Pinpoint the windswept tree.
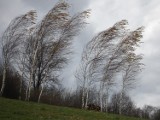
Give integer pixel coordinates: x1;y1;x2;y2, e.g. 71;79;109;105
118;27;144;115
76;20;128;109
119;54;143;114
22;1;90;101
0;11;36;96
100;26;144;113
76;19;144;112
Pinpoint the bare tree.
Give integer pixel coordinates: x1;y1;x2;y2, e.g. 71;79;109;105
22;1;90;101
100;26;144;113
76;20;128;109
0;11;36;96
118;27;144;115
76;19;144;113
90;20;128;112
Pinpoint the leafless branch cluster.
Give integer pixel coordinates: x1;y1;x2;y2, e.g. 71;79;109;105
0;10;36;96
76;20;144;112
0;1;90;102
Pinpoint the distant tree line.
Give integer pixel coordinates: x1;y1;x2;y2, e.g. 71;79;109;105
0;0;159;120
0;66;160;119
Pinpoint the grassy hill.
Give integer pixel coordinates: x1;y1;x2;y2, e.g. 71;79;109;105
0;97;146;120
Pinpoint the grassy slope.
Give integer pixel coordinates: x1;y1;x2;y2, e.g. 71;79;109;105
0;98;145;120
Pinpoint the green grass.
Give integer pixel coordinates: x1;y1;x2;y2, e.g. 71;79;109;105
0;97;146;120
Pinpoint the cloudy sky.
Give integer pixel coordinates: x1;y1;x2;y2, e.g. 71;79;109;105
0;0;160;108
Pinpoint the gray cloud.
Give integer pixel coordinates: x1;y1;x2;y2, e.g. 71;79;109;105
0;0;33;34
21;0;58;19
0;0;160;107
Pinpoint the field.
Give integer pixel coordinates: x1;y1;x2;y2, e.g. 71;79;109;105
0;98;146;120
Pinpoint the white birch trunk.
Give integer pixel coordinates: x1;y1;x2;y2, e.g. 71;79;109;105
119;77;125;115
19;57;26;100
85;89;89;109
81;75;87;109
0;66;7;97
26;42;39;101
119;85;124;115
19;65;25;100
119;91;123;115
81;86;85;109
99;81;104;112
19;75;22;100
37;69;49;103
25;70;33;101
105;88;109;113
38;84;44;103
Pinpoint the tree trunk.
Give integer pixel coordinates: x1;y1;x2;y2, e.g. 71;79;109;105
119;78;125;115
81;76;87;109
27;74;32;101
99;81;104;112
26;62;37;101
85;89;89;109
105;88;109;113
19;77;22;100
38;84;44;103
81;87;85;109
19;69;24;100
119;91;122;115
26;41;39;101
119;88;124;115
0;67;7;97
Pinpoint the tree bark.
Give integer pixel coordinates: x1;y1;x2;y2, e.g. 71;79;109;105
19;67;24;100
105;88;109;113
27;74;32;101
26;43;39;101
81;75;87;109
99;81;104;112
0;67;7;97
38;84;44;103
119;85;124;115
81;86;85;109
85;89;89;109
19;76;22;100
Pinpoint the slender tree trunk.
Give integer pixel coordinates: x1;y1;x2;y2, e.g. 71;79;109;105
19;58;25;100
119;78;125;115
81;76;87;109
100;93;103;112
119;91;122;115
19;77;22;100
38;84;44;103
81;86;85;109
99;81;104;112
85;89;89;109
119;87;124;115
0;67;7;97
105;88;109;113
19;70;24;100
26;71;33;101
27;73;33;101
26;40;39;101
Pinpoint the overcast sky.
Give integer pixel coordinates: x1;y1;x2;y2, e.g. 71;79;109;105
0;0;160;108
